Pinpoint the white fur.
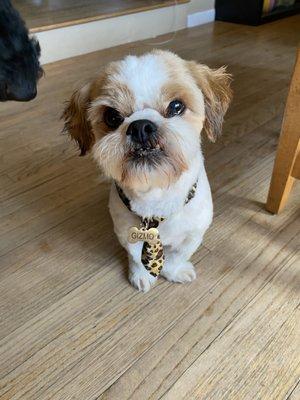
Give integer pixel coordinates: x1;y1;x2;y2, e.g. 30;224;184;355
117;54;169;110
92;52;214;291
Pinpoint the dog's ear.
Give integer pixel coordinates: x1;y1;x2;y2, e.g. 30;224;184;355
187;61;232;142
62;82;94;155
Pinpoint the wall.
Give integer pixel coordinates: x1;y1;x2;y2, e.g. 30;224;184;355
37;1;216;65
187;0;215;27
37;3;188;64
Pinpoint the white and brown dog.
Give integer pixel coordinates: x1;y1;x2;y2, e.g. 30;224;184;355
63;50;232;292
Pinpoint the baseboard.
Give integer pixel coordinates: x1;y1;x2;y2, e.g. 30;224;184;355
187;8;215;28
36;3;188;65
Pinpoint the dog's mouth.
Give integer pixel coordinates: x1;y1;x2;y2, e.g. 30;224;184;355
128;140;164;162
132;143;162;158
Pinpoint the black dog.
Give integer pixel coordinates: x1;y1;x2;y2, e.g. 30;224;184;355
0;0;43;101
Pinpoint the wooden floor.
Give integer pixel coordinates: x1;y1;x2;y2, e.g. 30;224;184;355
12;0;188;32
0;16;300;400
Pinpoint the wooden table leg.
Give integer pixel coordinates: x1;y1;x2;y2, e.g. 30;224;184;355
266;50;300;214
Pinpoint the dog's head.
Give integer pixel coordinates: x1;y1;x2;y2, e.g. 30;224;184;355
63;50;232;190
0;3;43;102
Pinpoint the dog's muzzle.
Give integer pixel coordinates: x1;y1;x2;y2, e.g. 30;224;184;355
0;82;37;102
126;119;163;161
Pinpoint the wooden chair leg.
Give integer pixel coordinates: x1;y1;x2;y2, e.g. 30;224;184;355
266;50;300;214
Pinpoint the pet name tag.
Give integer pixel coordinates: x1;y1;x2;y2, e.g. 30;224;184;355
128;227;159;245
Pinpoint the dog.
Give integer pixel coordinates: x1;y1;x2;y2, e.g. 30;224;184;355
63;50;232;292
0;0;43;101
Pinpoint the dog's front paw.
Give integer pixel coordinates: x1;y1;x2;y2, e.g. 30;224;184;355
129;266;157;292
161;261;196;283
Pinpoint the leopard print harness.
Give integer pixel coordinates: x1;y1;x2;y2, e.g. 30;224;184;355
115;182;197;277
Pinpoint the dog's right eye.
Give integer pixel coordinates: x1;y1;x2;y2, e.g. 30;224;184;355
166;99;186;118
103;107;124;129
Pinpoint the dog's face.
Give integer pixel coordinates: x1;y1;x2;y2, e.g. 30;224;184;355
63;50;231;190
0;7;43;102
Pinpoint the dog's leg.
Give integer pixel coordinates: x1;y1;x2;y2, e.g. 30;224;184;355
161;233;204;283
126;242;157;292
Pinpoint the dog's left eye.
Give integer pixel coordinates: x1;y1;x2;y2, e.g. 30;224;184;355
166;100;186;118
103;107;124;129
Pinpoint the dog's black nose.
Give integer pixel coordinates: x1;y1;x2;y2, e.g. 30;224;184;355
126;119;157;145
12;89;37;102
23;89;37;101
5;84;37;102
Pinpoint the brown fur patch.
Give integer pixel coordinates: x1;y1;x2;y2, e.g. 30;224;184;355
62;82;94;155
62;65;135;155
187;61;232;141
99;81;135;117
121;158;186;191
93;62;135;116
160;82;198;116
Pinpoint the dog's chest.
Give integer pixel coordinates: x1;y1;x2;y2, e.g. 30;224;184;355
109;168;213;250
156;207;196;248
158;220;186;248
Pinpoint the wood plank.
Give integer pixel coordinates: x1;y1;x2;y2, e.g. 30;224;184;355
99;217;300;400
163;254;299;400
286;380;300;400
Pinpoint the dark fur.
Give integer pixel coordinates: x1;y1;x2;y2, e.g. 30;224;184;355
0;0;43;101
